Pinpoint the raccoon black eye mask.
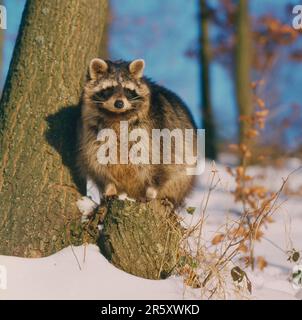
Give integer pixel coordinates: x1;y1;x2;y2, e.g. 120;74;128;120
93;87;115;102
124;88;141;101
93;87;141;102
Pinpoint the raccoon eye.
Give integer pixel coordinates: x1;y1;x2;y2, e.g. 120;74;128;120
93;87;114;101
124;88;140;100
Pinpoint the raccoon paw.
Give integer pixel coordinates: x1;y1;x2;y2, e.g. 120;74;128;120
146;187;158;201
104;183;118;198
76;196;98;219
118;193;136;202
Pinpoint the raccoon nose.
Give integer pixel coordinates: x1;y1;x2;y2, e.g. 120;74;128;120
114;100;124;109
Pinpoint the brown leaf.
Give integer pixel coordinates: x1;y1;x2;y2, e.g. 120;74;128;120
265;216;274;223
257;256;268;270
231;266;244;282
230;226;247;238
255;229;264;240
255;110;269;118
238;243;248;253
256;98;266;109
293;251;300;262
186;207;196;215
212;234;225;245
246;129;259;138
236;166;245;177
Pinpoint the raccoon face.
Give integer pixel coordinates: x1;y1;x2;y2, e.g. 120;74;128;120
84;59;150;116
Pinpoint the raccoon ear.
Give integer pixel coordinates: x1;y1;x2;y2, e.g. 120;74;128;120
89;58;108;80
129;59;145;79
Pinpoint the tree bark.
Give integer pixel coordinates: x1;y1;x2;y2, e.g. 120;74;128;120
235;0;253;145
99;199;183;279
199;0;217;160
99;1;111;59
0;0;108;257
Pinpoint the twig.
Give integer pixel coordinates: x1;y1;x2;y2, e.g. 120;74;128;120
70;244;82;271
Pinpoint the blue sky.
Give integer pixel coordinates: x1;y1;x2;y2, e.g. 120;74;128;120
1;0;302;147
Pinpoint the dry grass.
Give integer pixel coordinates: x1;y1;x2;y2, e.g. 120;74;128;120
177;81;301;299
177;165;252;299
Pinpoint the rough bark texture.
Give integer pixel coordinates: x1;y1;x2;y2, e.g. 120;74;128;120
99;1;110;59
99;199;183;279
199;0;217;160
235;0;253;145
0;0;108;257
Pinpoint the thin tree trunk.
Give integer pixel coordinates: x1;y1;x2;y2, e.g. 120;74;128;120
0;0;108;257
199;0;217;160
99;1;110;59
235;0;253;145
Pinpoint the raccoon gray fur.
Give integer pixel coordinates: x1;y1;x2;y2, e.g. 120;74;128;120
77;58;197;208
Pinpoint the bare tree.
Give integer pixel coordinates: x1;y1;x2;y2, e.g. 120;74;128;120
199;0;217;159
235;0;253;145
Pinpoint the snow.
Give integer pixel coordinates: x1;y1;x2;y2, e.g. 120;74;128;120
0;245;188;300
1;158;302;300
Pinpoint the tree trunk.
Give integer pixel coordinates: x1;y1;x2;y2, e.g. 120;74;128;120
0;0;108;257
235;0;253;145
99;199;183;279
199;0;217;160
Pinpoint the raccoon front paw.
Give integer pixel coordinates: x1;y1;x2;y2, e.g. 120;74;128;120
145;187;158;201
104;183;118;199
76;196;98;220
118;193;136;202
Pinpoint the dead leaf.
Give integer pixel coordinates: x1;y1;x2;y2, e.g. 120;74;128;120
231;266;244;283
257;256;268;270
212;234;225;245
186;207;196;215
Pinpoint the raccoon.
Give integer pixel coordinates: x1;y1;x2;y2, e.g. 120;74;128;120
78;58;197;208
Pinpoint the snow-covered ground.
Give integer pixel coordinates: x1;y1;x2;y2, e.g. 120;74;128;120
1;156;302;300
